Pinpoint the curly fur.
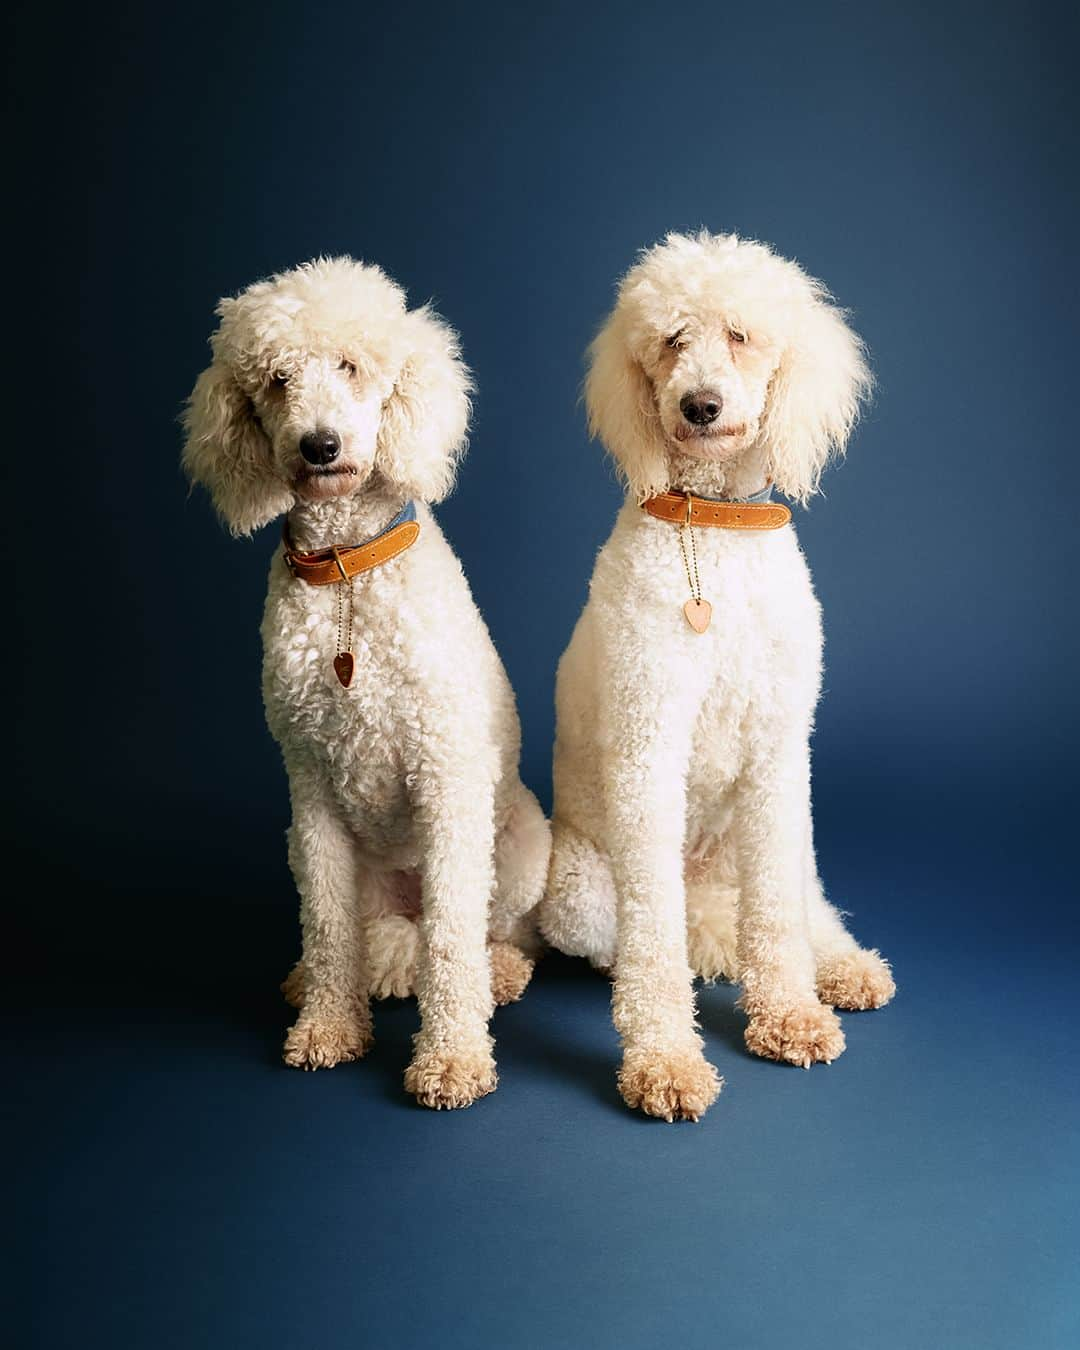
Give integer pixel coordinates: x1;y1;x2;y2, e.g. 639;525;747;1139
539;232;892;1120
183;257;550;1109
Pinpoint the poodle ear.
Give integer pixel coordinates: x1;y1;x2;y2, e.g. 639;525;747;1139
376;306;472;504
182;359;293;536
760;290;872;505
585;312;669;502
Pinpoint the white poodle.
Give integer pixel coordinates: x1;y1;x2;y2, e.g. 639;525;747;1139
538;232;895;1122
183;257;550;1110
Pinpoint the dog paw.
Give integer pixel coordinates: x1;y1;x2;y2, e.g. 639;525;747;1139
743;1001;845;1068
367;916;419;1000
489;941;534;1005
404;1047;497;1110
816;949;895;1011
687;909;739;984
280;960;306;1009
617;1049;722;1122
283;1001;373;1070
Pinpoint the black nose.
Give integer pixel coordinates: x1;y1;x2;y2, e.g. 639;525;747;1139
299;428;341;465
680;392;722;426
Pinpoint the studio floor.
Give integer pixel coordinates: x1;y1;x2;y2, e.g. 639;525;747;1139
12;789;1078;1350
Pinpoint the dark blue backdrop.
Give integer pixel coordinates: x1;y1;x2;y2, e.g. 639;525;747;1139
7;2;1077;1347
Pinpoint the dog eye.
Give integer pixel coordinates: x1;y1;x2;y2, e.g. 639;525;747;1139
729;329;747;344
339;358;357;377
666;330;688;350
268;370;289;391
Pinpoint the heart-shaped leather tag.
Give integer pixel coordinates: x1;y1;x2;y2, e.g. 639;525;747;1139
333;653;355;688
683;598;712;634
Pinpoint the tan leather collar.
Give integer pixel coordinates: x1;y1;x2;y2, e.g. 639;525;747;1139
642;490;791;530
282;509;420;586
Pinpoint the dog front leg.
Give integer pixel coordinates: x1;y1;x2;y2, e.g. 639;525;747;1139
405;773;497;1110
282;761;373;1070
606;736;722;1122
734;736;846;1067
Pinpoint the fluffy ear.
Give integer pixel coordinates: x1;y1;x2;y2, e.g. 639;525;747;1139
376;306;472;504
760;290;872;505
585;311;669;502
182;359;292;536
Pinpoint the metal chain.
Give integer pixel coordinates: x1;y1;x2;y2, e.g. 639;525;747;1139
335;579;355;659
678;520;702;602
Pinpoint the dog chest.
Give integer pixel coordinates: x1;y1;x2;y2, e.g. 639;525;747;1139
261;579;421;816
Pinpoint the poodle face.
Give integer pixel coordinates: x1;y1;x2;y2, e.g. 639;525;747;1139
183;257;472;535
585;232;872;504
641;309;780;462
247;348;390;506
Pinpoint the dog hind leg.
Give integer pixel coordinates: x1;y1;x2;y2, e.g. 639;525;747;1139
807;874;895;1010
491;783;551;957
538;821;617;971
686;880;740;983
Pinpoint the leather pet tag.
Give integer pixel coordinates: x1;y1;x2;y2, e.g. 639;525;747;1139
683;598;712;634
333;653;355;688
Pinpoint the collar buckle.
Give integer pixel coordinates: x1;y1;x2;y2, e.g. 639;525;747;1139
330;546;350;584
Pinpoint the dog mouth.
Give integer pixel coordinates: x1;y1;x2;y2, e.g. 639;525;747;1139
673;422;748;444
293;464;360;498
294;464;358;481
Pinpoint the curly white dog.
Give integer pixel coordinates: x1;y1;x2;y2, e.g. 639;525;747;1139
538;232;895;1122
183;257;549;1110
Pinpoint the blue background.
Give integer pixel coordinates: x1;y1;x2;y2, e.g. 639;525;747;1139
7;1;1078;1347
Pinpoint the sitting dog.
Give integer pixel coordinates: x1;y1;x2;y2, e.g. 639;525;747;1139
539;232;895;1121
183;257;549;1109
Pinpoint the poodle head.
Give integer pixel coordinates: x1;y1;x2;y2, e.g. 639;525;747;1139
585;232;872;504
183;257;471;535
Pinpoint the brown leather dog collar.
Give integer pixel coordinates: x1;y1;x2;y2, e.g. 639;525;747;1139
282;502;420;586
642;490;791;531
